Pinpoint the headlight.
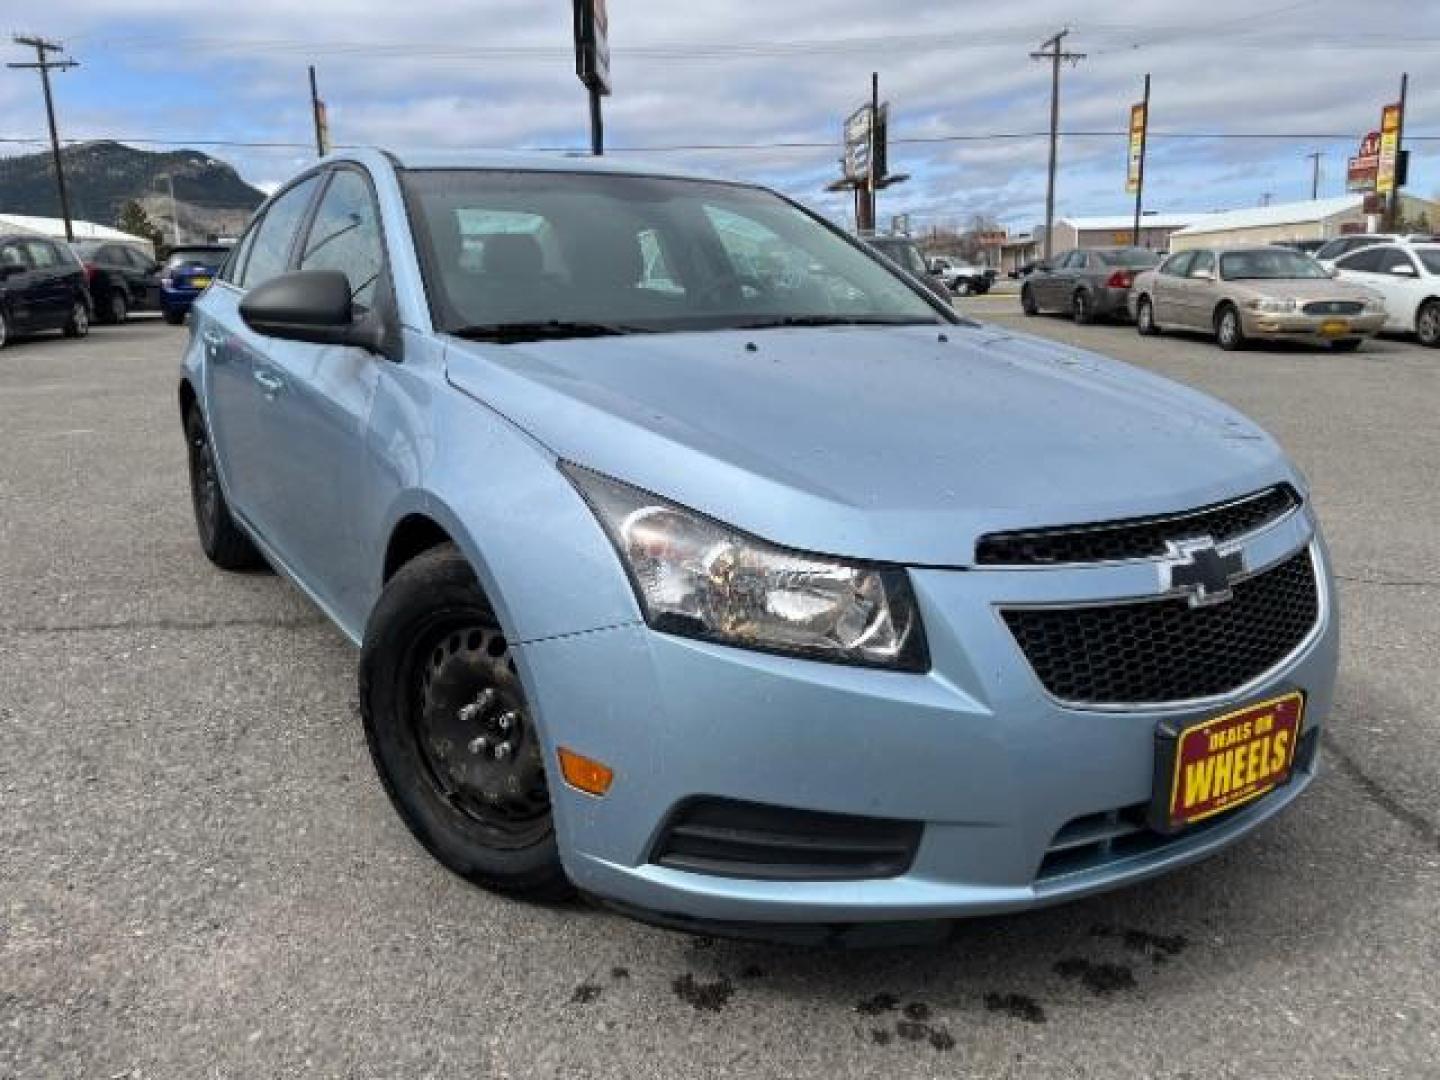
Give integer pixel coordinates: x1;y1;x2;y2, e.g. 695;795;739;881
562;464;928;671
1246;297;1297;313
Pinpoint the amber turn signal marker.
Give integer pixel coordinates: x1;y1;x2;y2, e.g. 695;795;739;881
557;747;614;796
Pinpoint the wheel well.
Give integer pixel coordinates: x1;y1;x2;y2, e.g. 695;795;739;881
178;379;197;422
384;514;455;582
1214;300;1237;327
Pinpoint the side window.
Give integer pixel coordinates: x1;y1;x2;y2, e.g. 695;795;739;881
23;240;58;269
1338;248;1382;273
0;240;30;271
1161;252;1194;277
1188;251;1215;278
241;175;321;289
1379;248;1418;276
1070;252;1089;270
298;169;385;309
223;217;263;284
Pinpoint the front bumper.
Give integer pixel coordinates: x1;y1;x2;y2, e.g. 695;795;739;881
1241;309;1385;341
516;510;1337;925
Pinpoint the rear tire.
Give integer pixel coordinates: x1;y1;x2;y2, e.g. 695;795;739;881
1072;289;1095;325
0;309;8;350
1020;286;1038;316
1216;304;1246;351
1136;296;1160;336
63;299;89;338
360;544;572;901
107;290;128;325
163;308;186;326
1417;300;1440;348
185;408;264;570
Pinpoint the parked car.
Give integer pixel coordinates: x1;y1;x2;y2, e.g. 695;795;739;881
1313;233;1399;269
865;235;952;303
1010;260;1040;279
182;150;1337;934
1332;242;1440;347
71;240;161;323
1273;239;1326;255
0;233;90;349
1020;247;1161;323
932;256;994;295
159;244;229;325
1130;246;1384;351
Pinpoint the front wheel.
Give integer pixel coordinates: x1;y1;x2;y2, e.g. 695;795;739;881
107;290;129;325
1136;296;1160;336
1417;300;1440;348
1072;290;1094;325
162;308;186;326
360;545;570;901
185;408;264;570
1020;286;1038;316
0;309;8;350
63;299;89;338
1216;305;1246;351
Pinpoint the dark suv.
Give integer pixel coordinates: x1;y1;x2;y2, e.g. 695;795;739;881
71;240;162;323
0;234;91;349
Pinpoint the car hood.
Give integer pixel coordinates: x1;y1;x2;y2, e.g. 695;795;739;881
1225;278;1379;301
444;324;1297;567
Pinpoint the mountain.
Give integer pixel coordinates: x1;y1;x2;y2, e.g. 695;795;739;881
0;141;266;241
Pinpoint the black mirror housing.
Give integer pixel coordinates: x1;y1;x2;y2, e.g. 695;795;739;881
239;269;395;357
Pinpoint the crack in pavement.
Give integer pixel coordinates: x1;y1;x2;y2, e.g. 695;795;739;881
1335;573;1440;590
1323;732;1440;853
1;614;331;636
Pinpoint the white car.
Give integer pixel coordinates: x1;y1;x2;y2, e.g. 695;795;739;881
1332;242;1440;347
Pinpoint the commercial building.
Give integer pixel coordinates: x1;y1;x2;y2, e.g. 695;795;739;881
1168;194;1439;251
1047;212;1206;255
0;212;155;256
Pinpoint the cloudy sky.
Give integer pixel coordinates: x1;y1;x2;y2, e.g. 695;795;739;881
2;0;1437;232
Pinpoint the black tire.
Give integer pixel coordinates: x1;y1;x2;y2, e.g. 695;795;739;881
1417;300;1440;348
1020;286;1038;316
1136;296;1160;336
1330;339;1363;352
1072;289;1095;325
107;290;128;325
0;308;8;350
184;408;264;570
360;544;570;901
1216;304;1246;351
63;299;90;338
163;308;186;326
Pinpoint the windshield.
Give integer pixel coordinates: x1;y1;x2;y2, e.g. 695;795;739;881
1219;249;1329;280
870;239;930;278
403;170;942;339
1098;248;1160;268
166;247;227;267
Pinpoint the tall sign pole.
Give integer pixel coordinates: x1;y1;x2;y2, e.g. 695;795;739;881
866;72;879;234
1379;73;1407;232
1127;74;1150;246
1030;30;1085;261
309;66;331;157
573;0;612;155
8;35;79;241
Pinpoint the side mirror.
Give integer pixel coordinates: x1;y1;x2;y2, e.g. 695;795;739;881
240;270;389;355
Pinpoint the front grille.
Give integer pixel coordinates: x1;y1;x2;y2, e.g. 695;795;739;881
1303;300;1364;316
1036;728;1319;881
975;485;1299;566
1002;548;1319;705
651;797;922;881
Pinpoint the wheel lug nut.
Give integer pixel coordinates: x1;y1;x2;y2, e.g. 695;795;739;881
468;736;490;755
493;742;512;761
498;711;516;731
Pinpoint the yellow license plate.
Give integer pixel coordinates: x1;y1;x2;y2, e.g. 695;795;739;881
1320;319;1349;336
1165;692;1304;829
191;276;212;289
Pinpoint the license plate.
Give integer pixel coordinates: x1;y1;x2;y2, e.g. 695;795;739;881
1320;319;1349;336
190;276;212;289
1161;692;1304;830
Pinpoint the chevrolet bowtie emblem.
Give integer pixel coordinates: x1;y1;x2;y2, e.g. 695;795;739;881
1161;538;1245;607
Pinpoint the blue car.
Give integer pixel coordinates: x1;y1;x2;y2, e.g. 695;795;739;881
180;150;1337;938
160;244;229;325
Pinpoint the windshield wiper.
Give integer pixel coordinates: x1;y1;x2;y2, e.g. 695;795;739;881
733;315;938;331
448;320;649;343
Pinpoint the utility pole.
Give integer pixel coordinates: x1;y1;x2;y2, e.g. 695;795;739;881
1305;151;1323;199
156;173;180;245
8;35;79;241
1030;30;1085;261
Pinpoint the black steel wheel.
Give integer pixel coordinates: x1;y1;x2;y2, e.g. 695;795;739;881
108;290;128;324
185;408;264;569
1072;289;1094;325
1020;285;1038;316
360;544;570;899
1136;296;1160;336
63;299;89;338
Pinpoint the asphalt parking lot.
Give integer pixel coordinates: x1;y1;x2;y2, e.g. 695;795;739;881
2;313;1438;1079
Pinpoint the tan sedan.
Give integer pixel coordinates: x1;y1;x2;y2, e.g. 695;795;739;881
1129;246;1385;351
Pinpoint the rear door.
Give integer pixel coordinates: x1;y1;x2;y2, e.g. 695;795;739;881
0;239;39;329
1151;252;1194;325
1178;250;1216;329
202;173;323;554
119;246;160;310
1334;247;1392;325
1374;247;1427;332
20;239;69;327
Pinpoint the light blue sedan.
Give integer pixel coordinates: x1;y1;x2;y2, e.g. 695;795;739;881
180;150;1338;939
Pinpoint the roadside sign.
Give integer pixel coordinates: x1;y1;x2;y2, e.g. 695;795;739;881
1125;102;1147;194
1347;130;1380;192
573;0;611;95
843;105;872;181
1376;102;1402;194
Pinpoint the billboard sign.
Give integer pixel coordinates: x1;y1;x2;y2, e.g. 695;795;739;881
573;0;611;95
843;105;872;181
1125;102;1147;194
1376;102;1402;194
1347;130;1380;192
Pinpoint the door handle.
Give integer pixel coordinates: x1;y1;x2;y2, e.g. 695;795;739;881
202;329;225;347
253;370;285;396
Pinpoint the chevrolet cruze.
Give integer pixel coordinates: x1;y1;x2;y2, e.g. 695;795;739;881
180;150;1338;937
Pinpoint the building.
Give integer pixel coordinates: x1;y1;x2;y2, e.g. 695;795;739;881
0;212;155;256
1168;194;1439;250
1047;212;1206;255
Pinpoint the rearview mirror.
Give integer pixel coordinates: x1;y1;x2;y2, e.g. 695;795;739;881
240;270;391;356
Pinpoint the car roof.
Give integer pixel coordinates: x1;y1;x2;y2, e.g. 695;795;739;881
348;147;724;185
